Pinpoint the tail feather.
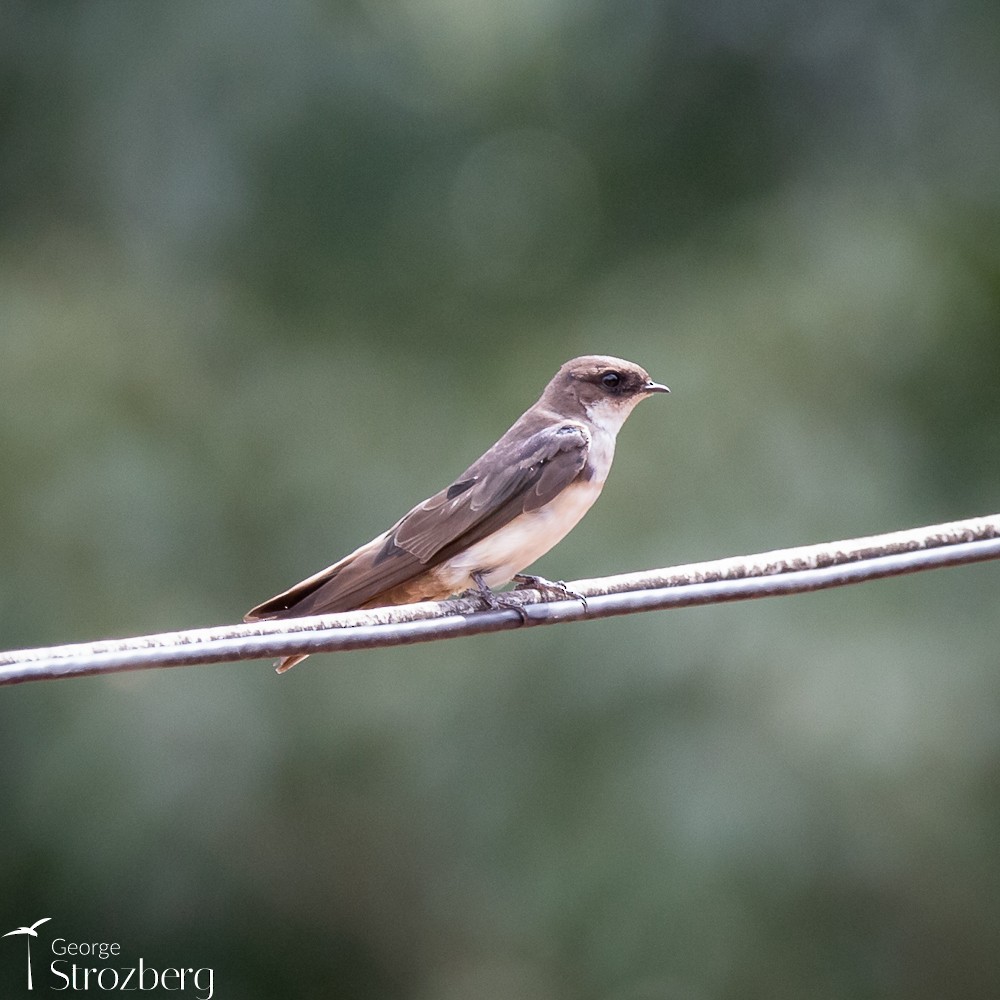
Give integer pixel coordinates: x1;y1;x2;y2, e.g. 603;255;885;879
275;653;309;673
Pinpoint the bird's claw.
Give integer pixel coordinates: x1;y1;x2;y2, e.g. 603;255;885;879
512;574;588;611
469;571;530;622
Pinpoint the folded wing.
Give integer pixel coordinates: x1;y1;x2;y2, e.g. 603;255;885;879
244;422;590;620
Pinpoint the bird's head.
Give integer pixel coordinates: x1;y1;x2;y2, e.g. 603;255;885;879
543;355;669;432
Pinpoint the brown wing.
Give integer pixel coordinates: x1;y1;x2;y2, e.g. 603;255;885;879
244;422;590;620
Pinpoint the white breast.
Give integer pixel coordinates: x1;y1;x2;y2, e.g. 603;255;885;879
435;477;606;592
435;415;622;592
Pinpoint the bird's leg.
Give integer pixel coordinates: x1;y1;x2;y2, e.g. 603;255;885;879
469;570;529;622
470;570;502;609
513;573;588;611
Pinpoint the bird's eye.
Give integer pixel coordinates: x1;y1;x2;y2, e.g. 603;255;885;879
601;371;622;389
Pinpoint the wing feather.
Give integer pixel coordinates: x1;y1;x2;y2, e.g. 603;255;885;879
244;421;590;619
393;422;589;560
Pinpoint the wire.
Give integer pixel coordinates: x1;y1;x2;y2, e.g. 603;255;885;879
1;513;997;685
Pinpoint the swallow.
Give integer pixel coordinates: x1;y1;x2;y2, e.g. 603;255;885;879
246;355;669;670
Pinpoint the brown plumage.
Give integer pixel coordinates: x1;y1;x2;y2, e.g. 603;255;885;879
246;355;669;671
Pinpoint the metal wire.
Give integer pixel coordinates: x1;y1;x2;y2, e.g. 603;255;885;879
1;514;998;685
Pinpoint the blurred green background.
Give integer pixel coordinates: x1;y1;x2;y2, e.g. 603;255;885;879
2;1;999;997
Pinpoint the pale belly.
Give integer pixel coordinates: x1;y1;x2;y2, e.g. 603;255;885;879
433;478;605;592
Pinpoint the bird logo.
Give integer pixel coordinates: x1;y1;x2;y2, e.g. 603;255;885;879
3;918;51;990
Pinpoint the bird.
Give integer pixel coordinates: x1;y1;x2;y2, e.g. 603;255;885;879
245;355;669;671
3;918;51;937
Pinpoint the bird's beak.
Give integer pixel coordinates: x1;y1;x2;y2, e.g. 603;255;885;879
645;380;670;394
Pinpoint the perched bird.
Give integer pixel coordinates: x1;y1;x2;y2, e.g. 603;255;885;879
246;355;669;671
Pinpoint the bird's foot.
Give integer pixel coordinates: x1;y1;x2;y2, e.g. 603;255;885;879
512;574;588;611
469;571;530;622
